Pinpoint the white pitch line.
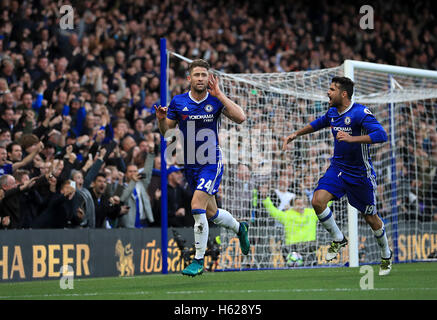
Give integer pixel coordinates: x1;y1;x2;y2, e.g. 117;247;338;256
1;287;436;299
0;290;154;299
166;287;437;295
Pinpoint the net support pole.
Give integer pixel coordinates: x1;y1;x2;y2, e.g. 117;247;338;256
344;60;359;268
160;38;168;274
388;75;399;263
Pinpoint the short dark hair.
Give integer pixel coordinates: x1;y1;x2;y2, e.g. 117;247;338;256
331;76;354;99
112;118;130;129
18;133;40;151
188;59;210;74
13;169;29;183
0;107;14;116
94;173;106;181
0;128;11;136
6;141;20;153
61;179;73;189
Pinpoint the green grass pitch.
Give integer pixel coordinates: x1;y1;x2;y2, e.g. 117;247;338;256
0;262;436;300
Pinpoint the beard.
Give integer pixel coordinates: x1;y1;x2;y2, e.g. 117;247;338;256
191;82;207;94
329;96;340;107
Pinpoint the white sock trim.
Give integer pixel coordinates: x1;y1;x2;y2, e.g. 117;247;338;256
212;208;240;234
317;207;343;242
372;224;391;259
318;206;331;221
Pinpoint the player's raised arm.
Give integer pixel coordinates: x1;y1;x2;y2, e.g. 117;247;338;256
12;141;44;171
282;124;315;151
208;74;246;124
155;105;177;136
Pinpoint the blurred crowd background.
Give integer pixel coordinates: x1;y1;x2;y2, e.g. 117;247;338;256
0;0;436;230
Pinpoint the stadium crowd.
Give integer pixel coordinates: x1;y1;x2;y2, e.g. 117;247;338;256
0;0;436;230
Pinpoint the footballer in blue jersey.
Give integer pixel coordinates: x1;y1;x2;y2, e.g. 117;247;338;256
155;59;250;277
283;76;393;275
167;91;224;168
0;143;43;177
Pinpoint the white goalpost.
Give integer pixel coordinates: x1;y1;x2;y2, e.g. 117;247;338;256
344;60;437;267
167;50;437;270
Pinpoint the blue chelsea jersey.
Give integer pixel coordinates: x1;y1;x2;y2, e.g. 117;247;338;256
310;102;387;177
0;163;12;177
167;91;224;167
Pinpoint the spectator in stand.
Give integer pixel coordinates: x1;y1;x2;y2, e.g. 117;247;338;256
0;141;43;176
119;151;155;228
6;141;22;163
0;0;435;231
12;169;44;228
0;173;38;229
0;107;15;133
152;166;193;228
0;128;12;146
89;173;129;228
70;147;108;228
271;173;296;211
227;163;256;221
259;185;319;266
30;177;82;229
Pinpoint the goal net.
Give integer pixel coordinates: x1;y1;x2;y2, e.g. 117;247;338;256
167;51;437;269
